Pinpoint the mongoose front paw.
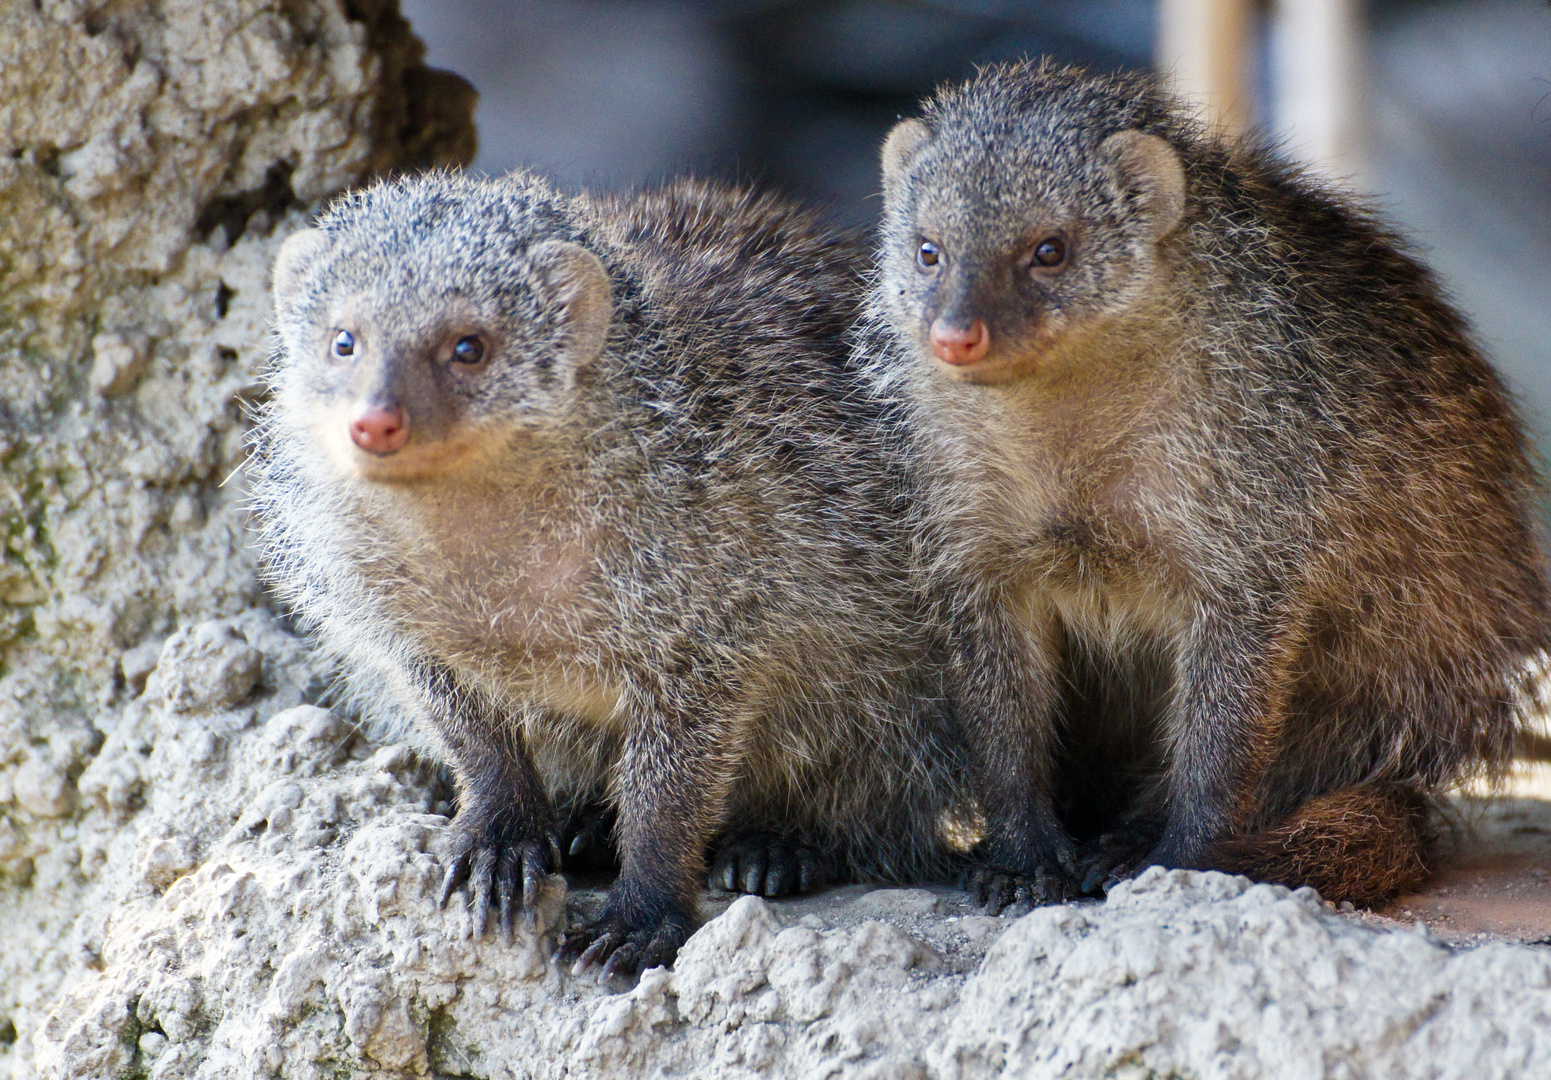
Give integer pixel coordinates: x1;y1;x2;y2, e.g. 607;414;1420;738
560;908;698;983
1075;818;1167;895
960;859;1076;913
710;833;830;896
438;823;563;939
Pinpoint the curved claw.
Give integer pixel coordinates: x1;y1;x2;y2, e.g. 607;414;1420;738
1079;856;1132;897
960;859;1075;913
959;864;1012;913
495;858;516;939
561;909;697;983
599;940;640;983
569;930;620;976
561;804;618;868
739;848;769;895
797;848;820;893
1079;863;1108;896
439;847;472;909
638;928;682;973
1075;821;1164;896
710;835;829;898
764;857;790;897
521;859;545;926
438;823;561;938
471;845;498;936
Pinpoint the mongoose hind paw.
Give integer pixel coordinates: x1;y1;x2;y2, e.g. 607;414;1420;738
959;859;1077;914
560;907;698;983
560;803;618;870
438;824;563;940
710;833;831;897
1075;818;1167;895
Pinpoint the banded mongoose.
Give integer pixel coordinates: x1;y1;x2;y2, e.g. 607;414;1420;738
250;172;970;976
861;59;1551;908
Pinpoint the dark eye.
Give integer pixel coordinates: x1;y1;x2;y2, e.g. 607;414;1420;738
332;329;354;357
1032;237;1067;268
917;240;941;268
451;335;485;365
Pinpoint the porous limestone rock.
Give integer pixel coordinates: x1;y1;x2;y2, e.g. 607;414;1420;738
932;872;1551;1080
0;2;474;1075
27;626;1551;1080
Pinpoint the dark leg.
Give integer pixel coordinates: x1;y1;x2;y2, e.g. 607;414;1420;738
413;664;562;937
1146;601;1297;871
952;595;1079;911
560;676;738;981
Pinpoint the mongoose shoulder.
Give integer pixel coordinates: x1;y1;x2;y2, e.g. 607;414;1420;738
250;171;969;976
862;59;1551;907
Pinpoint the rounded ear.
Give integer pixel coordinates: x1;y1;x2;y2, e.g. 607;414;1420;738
271;227;329;308
880;118;932;206
528;240;612;365
1101;130;1187;242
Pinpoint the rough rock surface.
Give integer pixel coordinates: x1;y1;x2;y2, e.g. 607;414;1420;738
24;629;1551;1079
5;3;1551;1080
0;2;473;1076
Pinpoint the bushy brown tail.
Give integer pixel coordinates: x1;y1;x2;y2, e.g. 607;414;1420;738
1211;783;1434;906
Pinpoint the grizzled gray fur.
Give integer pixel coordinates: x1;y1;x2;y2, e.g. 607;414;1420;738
249;172;971;976
860;59;1551;908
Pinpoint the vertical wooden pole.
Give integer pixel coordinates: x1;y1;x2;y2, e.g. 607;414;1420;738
1155;0;1257;135
1270;0;1367;181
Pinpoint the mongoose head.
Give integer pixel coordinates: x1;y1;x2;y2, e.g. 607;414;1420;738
268;172;611;483
877;61;1188;386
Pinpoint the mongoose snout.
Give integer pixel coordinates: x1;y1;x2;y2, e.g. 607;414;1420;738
929;317;989;366
348;401;408;454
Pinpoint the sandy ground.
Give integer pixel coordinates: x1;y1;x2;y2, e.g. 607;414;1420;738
1371;762;1551;945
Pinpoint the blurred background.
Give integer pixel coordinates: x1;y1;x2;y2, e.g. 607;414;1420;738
400;0;1551;466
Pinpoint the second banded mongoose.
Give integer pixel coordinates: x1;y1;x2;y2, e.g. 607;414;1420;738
861;59;1551;908
250;172;970;977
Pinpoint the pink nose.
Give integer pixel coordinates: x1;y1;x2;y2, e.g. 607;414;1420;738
349;402;409;454
929;318;991;366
